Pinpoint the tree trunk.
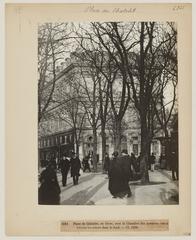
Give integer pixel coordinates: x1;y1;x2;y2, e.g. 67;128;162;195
114;119;122;154
140;112;150;183
92;127;98;172
101;126;107;171
73;129;79;156
76;142;79;157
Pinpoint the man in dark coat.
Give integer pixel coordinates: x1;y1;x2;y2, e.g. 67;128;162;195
59;156;70;186
70;152;81;185
38;162;61;205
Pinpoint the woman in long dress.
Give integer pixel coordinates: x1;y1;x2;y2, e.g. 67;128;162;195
108;151;126;198
38;161;61;205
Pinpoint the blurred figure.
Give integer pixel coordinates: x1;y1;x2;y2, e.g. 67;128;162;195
103;153;110;174
150;153;156;171
120;149;132;197
131;152;140;173
38;162;61;205
59;155;70;186
83;155;91;172
108;151;124;198
70;151;81;185
171;151;179;180
137;153;141;171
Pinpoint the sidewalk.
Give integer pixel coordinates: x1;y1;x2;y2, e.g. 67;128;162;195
59;169;179;205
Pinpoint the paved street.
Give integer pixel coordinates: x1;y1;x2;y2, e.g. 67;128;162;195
58;168;179;205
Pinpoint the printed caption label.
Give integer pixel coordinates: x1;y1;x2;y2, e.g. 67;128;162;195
60;219;169;232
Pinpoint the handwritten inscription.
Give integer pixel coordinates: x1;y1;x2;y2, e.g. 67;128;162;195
172;5;185;11
84;6;136;14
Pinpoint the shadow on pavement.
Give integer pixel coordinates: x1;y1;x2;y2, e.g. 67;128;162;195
160;188;179;204
60;173;100;193
61;179;108;205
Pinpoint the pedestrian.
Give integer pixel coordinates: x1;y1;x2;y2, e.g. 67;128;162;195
103;153;110;174
108;151;124;198
50;158;57;171
83;155;91;172
119;149;133;197
38;161;61;205
137;153;141;171
59;155;70;186
170;151;179;180
150;153;156;171
70;151;81;185
131;152;139;172
89;154;93;167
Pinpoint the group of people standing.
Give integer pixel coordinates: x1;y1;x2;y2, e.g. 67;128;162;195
106;150;157;198
107;149;133;198
38;151;81;205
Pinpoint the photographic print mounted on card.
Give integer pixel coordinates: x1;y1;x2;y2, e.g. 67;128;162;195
6;3;191;236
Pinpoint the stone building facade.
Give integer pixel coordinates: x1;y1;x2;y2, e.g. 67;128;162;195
38;55;162;163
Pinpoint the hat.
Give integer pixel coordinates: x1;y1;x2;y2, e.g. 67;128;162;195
112;151;118;157
121;149;128;154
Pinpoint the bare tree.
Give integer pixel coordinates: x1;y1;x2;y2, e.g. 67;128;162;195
91;22;132;153
55;79;86;156
69;49;102;171
91;22;177;183
72;24;112;167
38;23;71;123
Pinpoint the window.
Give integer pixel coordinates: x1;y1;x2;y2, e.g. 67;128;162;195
133;144;138;155
53;137;56;145
71;134;74;143
132;136;138;141
121;136;127;151
67;135;70;143
51;137;53;146
56;136;59;145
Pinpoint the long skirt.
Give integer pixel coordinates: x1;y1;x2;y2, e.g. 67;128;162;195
38;182;60;205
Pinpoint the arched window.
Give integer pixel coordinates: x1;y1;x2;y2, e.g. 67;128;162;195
121;135;127;151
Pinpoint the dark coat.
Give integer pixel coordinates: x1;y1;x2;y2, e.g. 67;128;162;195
38;166;61;205
108;155;132;197
104;156;110;171
170;152;178;170
108;157;125;196
131;154;140;172
150;155;156;164
70;157;81;177
120;154;133;180
60;158;70;173
82;157;91;170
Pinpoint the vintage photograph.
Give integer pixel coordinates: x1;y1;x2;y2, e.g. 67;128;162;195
38;22;178;205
